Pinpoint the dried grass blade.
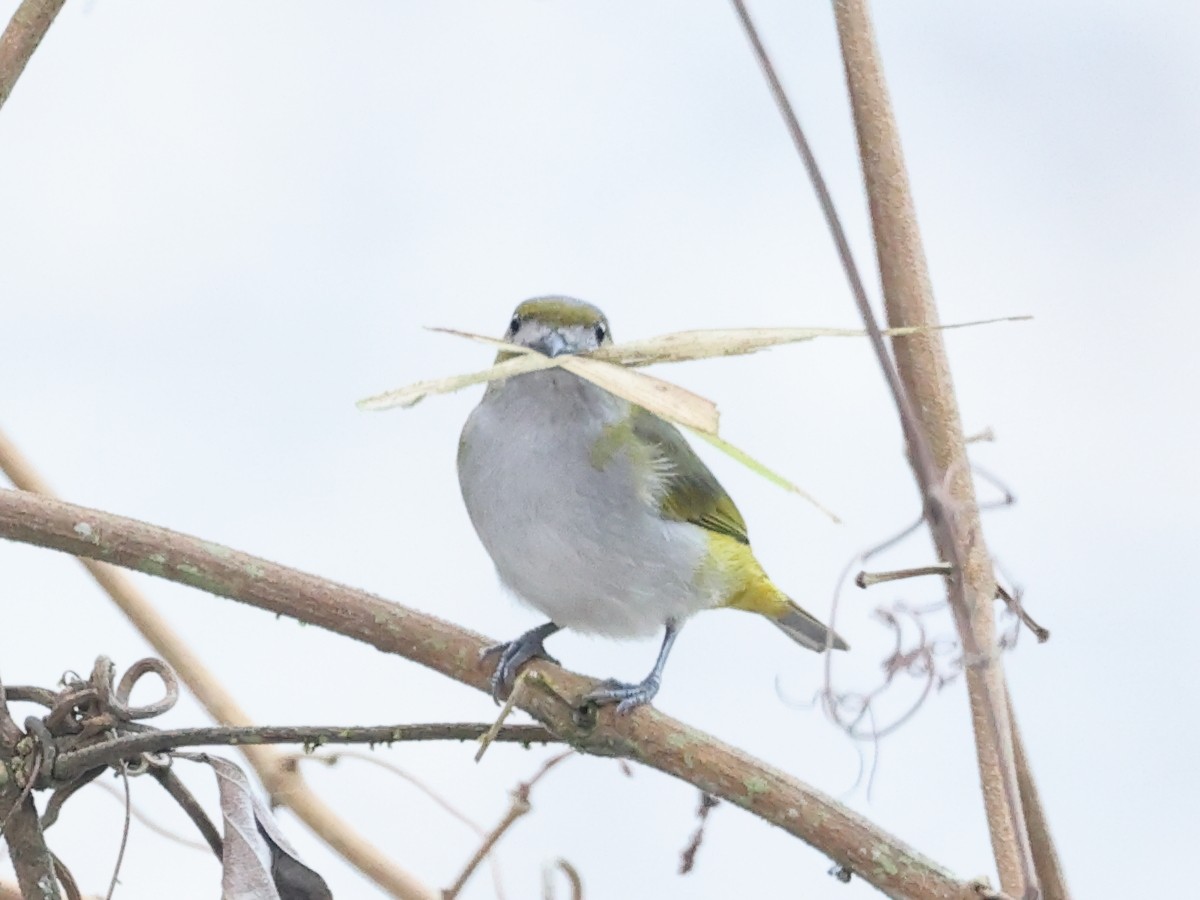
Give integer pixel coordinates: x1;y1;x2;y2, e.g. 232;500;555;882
590;316;1030;368
356;353;556;411
555;356;719;435
691;429;841;523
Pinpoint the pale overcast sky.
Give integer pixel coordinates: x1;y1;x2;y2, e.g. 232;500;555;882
1;2;1197;898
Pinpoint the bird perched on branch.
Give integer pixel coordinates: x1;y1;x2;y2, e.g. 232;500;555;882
458;296;847;713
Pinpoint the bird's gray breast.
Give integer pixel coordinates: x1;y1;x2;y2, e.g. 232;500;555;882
457;370;708;637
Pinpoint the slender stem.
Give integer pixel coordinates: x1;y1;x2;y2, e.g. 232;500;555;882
148;767;223;857
830;3;1039;894
103;765;131;900
0;487;986;899
856;564;952;587
54;723;557;782
443;752;572;899
996;586;1051;643
729;2;1059;897
0;0;66;112
1008;692;1068;899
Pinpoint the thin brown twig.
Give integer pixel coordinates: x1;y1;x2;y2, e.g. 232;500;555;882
1007;692;1067;900
996;586;1050;644
0;428;439;900
856;563;953;587
0;0;66;112
542;859;582;900
443;752;573;900
103;764;132;900
0;487;990;899
51;853;82;900
146;767;222;856
678;793;720;875
288;752;487;835
54;722;557;783
288;752;507;900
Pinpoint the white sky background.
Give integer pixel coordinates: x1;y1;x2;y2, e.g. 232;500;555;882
1;1;1197;897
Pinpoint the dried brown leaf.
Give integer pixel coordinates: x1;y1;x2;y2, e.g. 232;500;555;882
204;755;331;900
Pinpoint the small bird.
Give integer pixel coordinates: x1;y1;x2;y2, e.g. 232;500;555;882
457;296;847;713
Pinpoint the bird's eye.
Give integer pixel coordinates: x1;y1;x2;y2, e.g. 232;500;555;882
594;322;608;343
509;315;522;334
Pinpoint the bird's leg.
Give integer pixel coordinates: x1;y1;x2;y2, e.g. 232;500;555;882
481;621;561;703
583;619;681;715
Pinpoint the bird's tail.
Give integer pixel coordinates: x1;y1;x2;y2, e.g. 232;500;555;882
713;540;848;652
771;598;848;653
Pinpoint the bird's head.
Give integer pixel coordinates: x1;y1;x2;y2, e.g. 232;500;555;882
503;296;613;358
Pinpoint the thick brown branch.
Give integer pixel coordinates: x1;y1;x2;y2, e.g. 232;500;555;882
0;785;62;899
730;3;1062;897
0;429;437;900
0;0;66;112
0;488;983;899
831;3;1046;896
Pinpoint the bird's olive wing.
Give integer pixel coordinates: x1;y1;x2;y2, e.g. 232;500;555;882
630;408;749;544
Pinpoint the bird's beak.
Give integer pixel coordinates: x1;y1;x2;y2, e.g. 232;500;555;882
537;330;570;358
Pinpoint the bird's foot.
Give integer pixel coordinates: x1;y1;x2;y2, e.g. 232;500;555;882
582;675;661;715
481;624;560;703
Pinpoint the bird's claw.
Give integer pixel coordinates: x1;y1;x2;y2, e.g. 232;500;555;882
582;676;661;715
483;633;559;703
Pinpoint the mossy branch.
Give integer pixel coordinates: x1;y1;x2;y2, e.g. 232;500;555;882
0;487;989;900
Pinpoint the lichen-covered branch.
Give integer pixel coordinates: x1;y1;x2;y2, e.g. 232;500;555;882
0;428;439;900
0;787;62;900
0;487;986;899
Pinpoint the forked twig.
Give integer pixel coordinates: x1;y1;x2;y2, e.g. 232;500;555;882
289;751;507;899
442;752;574;899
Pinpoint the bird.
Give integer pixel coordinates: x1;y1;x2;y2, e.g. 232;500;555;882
457;296;847;713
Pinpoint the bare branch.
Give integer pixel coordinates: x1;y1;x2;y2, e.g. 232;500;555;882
443;752;573;900
829;3;1046;893
0;0;66;112
54;723;557;782
996;586;1050;644
0;488;988;899
1008;693;1068;900
728;1;1061;896
0;428;438;900
144;768;221;855
0;780;62;899
288;752;508;899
